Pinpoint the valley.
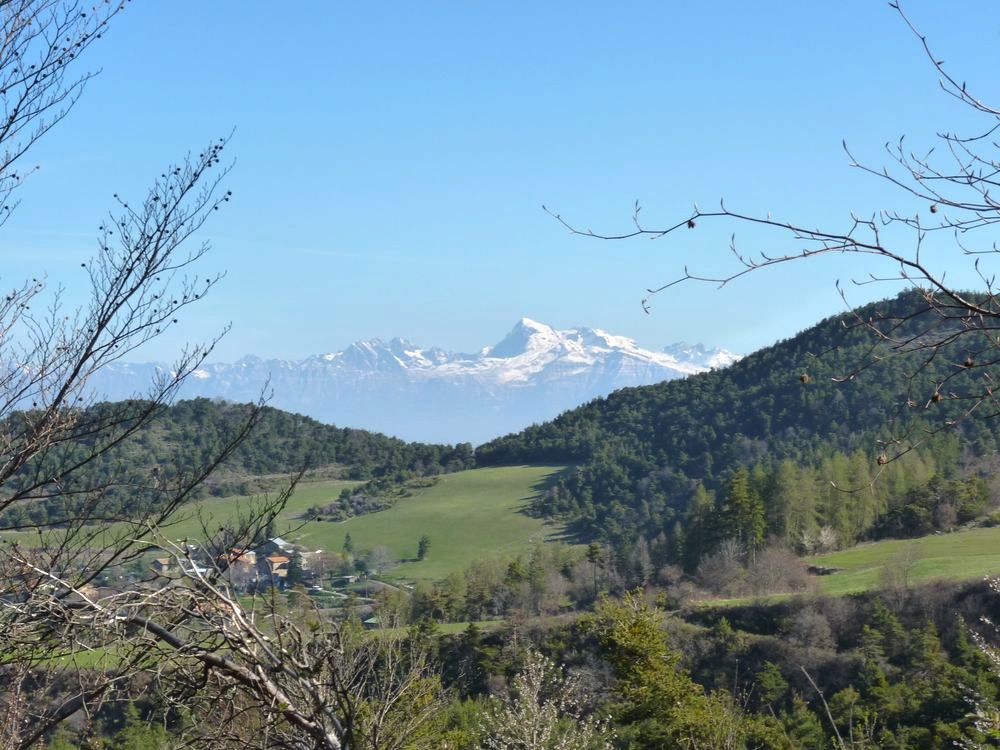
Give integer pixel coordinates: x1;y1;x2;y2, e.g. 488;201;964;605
8;3;1000;746
9;292;1000;749
169;455;1000;599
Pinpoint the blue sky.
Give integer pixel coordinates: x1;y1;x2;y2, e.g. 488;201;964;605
2;1;998;361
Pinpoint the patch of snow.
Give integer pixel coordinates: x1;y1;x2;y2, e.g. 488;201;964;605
663;341;741;370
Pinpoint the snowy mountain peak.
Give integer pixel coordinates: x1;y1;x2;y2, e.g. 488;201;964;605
93;320;740;444
337;339;406;370
575;326;639;352
663;341;742;370
517;317;551;332
488;318;559;359
329;337;455;371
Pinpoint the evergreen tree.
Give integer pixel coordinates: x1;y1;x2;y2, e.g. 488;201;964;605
586;591;787;748
724;468;766;554
584;591;690;735
628;537;654;587
682;484;718;570
783;694;828;749
418;534;431;561
586;542;603;597
111;704;172;750
756;661;789;710
286;549;305;587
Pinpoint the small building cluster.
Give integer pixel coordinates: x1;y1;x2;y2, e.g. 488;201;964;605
150;536;333;593
132;532;400;628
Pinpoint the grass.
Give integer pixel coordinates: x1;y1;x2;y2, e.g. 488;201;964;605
0;466;571;583
158;479;363;542
48;647;119;668
0;480;362;550
285;465;572;581
809;525;1000;595
693;524;1000;609
376;620;505;636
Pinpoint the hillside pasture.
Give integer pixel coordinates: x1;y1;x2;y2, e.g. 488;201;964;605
158;479;363;542
0;466;571;582
287;465;572;580
809;525;1000;595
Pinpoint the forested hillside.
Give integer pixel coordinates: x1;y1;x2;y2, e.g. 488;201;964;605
1;398;473;528
476;292;1000;561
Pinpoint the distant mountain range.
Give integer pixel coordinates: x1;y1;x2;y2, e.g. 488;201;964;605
90;319;739;444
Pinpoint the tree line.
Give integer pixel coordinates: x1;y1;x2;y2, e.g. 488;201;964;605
35;578;1000;748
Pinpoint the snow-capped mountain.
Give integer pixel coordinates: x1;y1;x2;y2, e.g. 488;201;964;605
662;341;743;370
89;319;740;445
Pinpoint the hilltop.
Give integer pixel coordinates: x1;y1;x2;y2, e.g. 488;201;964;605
0;398;473;530
476;292;1000;559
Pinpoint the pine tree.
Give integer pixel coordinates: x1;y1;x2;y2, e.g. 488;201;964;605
586;542;603;597
418;534;431;561
783;694;827;749
112;704;172;750
683;484;718;570
756;661;789;709
286;550;305;587
724;467;766;554
629;537;654;587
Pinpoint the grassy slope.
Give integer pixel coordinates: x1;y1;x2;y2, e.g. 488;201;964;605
0;480;364;548
160;480;363;542
287;465;570;580
149;465;570;581
809;525;1000;595
0;466;570;582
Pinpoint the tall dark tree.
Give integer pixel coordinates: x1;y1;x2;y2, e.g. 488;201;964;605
586;541;603;597
723;467;766;554
286;550;305;587
417;533;431;561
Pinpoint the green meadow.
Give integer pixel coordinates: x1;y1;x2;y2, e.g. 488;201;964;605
165;464;572;580
0;466;572;582
287;465;572;580
809;525;1000;595
157;479;364;542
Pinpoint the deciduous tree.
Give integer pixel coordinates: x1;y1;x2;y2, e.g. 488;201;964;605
476;649;612;750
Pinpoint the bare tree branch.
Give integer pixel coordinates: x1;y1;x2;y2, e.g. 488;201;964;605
545;1;1000;470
